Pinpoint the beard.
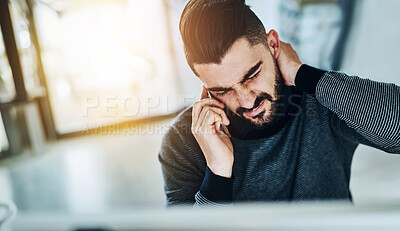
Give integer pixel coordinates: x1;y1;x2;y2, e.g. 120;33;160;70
234;59;286;130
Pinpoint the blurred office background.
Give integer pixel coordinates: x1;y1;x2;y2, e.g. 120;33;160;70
0;0;399;230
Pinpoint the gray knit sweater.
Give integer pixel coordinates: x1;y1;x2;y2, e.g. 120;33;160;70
158;65;400;206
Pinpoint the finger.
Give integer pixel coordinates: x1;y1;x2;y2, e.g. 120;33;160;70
192;98;225;125
195;105;229;129
194;106;218;130
280;40;289;46
193;106;224;133
201;85;209;100
204;106;229;126
201;110;222;131
215;120;221;133
212;106;230;125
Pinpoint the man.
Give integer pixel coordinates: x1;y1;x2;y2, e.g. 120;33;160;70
158;0;400;206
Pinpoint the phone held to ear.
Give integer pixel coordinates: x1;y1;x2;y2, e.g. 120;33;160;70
207;91;232;138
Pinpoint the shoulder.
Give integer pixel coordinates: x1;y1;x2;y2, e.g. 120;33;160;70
160;105;203;162
163;105;193;143
299;90;332;119
159;106;205;180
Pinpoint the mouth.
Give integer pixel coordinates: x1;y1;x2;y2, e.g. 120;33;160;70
245;99;266;117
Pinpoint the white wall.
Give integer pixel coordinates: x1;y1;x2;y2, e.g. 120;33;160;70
341;0;400;85
341;0;400;205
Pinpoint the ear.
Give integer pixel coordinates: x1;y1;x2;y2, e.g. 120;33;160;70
266;29;280;59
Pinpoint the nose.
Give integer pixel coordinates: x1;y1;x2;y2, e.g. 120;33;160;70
235;85;255;109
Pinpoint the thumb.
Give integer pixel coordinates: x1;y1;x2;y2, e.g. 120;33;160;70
201;85;209;100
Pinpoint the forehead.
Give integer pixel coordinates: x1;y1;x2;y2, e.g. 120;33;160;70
194;38;267;89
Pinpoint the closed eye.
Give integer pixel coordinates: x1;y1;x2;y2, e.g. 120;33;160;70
216;90;230;97
248;69;261;81
214;69;261;97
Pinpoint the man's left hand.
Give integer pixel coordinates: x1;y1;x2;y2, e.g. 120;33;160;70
277;41;303;86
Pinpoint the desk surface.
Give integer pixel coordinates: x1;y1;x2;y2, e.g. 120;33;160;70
11;201;400;231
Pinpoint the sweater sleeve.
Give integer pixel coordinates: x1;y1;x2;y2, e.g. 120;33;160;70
194;166;234;207
295;65;400;154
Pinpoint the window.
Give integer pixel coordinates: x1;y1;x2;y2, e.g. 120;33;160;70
0;26;16;103
9;0;45;98
0;114;9;153
33;0;180;134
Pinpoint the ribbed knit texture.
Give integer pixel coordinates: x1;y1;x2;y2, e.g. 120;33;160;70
158;71;400;206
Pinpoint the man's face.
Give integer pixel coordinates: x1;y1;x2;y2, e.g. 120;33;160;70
194;37;285;129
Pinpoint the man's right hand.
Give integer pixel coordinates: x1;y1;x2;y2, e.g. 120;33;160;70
191;85;233;178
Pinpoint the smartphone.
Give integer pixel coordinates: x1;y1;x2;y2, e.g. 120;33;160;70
207;91;232;138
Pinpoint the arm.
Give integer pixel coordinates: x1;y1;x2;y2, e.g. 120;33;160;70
194;166;234;207
159;116;234;207
190;86;235;206
278;41;400;154
296;65;400;154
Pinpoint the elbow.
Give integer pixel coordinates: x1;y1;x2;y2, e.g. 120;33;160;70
382;140;400;154
384;147;400;154
382;127;400;154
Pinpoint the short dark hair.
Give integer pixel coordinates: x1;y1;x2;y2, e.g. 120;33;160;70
179;0;267;76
